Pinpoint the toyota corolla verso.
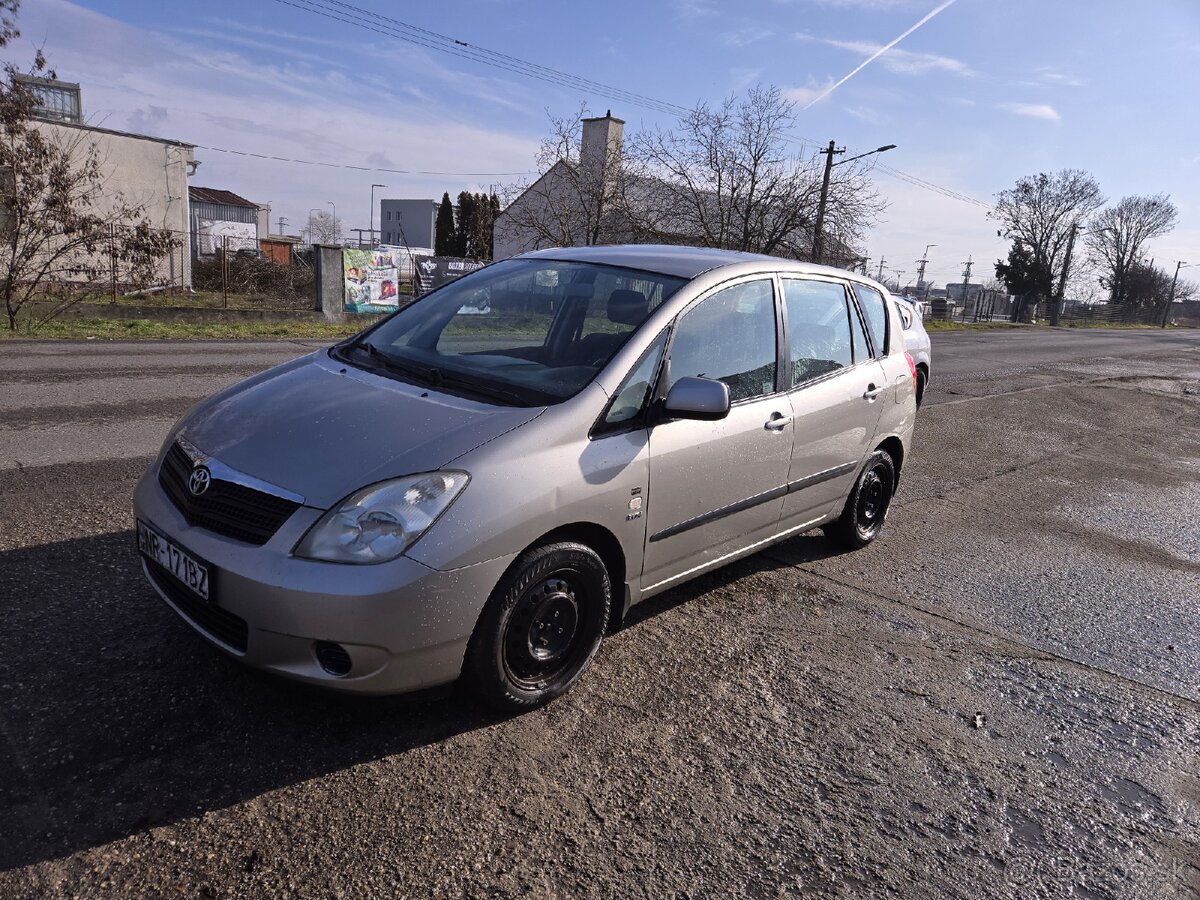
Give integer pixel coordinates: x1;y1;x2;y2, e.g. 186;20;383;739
134;245;917;710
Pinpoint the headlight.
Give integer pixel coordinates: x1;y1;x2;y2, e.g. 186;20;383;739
295;471;469;564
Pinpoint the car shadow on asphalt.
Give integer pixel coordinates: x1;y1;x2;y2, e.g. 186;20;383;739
0;529;515;871
0;527;849;871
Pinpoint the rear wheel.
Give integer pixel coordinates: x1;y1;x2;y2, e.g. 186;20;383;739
463;542;611;711
915;367;927;408
826;450;896;550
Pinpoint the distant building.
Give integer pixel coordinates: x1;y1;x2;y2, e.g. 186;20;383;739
21;75;196;287
189;187;262;258
260;234;303;265
379;199;437;249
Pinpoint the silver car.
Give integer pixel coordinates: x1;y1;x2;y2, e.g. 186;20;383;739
134;245;917;709
893;295;931;406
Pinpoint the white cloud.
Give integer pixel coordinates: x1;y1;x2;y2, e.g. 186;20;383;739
796;33;973;76
999;102;1061;121
4;0;542;238
782;77;837;106
1029;68;1085;88
721;25;774;47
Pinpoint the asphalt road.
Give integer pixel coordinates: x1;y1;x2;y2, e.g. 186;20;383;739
1;328;1198;898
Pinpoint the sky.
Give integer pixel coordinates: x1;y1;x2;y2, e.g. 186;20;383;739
7;0;1200;289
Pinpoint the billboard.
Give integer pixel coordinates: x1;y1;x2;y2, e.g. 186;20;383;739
198;219;256;255
414;256;487;297
343;249;402;314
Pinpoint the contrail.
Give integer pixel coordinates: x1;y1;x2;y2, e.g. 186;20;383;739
803;0;959;109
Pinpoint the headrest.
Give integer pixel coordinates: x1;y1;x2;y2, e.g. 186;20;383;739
608;289;648;326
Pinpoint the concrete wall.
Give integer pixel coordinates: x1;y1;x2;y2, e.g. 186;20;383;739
32;120;195;288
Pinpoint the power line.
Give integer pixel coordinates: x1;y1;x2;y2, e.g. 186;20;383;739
268;0;995;211
191;144;535;177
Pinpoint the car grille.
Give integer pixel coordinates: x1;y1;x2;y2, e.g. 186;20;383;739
158;441;301;545
145;557;248;653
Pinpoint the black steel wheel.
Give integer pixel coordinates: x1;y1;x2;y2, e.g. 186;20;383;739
463;542;611;711
826;450;896;550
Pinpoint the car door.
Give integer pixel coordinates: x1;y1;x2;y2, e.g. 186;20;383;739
641;277;793;592
778;276;888;525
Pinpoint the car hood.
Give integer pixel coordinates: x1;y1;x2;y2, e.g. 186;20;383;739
178;351;546;509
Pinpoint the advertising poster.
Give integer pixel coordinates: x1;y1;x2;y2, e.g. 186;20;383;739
344;249;401;313
198;219;257;255
414;257;487;298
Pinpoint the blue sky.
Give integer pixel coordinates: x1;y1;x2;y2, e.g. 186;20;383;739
10;0;1200;288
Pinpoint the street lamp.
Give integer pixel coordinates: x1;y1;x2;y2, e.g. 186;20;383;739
812;141;896;265
370;184;387;248
327;201;337;245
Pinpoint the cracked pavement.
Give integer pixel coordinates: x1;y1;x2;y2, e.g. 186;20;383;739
1;329;1198;898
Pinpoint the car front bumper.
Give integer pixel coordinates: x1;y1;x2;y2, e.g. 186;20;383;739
132;468;516;695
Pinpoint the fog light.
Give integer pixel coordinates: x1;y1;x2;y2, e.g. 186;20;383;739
314;641;352;677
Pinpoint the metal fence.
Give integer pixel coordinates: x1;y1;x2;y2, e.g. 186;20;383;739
37;224;314;310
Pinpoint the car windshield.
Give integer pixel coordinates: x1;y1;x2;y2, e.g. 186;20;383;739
337;258;686;406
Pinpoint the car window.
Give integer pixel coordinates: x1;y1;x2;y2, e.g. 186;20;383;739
668;279;777;403
602;329;668;427
852;284;889;358
355;259;685;406
894;301;913;330
781;279;853;386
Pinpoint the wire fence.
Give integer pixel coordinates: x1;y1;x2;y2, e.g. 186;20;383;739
36;224;314;311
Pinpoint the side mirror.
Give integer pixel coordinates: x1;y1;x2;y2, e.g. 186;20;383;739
662;376;731;422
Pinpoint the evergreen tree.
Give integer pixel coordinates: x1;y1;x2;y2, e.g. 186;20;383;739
487;193;501;260
434;192;457;256
455;191;476;257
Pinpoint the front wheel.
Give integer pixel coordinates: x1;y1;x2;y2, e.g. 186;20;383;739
462;542;611;712
825;450;896;550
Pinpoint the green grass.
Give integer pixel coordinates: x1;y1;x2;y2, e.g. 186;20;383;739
921;319;1026;331
1;317;375;341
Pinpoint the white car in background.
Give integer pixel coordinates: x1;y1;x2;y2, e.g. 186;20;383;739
893;296;931;407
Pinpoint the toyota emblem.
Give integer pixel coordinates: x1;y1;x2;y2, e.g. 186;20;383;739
188;466;212;497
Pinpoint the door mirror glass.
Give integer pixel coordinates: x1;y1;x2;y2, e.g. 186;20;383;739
663;376;731;422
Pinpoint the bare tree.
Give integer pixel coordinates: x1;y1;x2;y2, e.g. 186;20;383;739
990;169;1104;324
1085;194;1178;307
1;52;180;330
308;211;343;245
495;105;626;253
626;86;882;261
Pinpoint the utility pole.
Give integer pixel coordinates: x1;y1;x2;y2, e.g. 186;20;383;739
811;141;844;265
811;141;896;265
1163;260;1188;328
915;244;936;289
961;254;973;320
876;257;886;282
277;216;288;234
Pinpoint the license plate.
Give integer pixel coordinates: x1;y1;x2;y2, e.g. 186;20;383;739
137;519;209;601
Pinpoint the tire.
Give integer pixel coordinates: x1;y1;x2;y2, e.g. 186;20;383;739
462;542;611;712
915;369;927;408
825;450;896;550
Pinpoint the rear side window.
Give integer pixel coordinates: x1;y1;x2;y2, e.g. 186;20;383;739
781;279;852;386
668;279;777;402
894;301;913;330
852;284;889;358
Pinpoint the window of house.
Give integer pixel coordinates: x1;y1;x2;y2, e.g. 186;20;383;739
668;279;776;402
20;78;81;124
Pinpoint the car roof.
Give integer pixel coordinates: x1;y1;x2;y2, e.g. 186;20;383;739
515;243;862;282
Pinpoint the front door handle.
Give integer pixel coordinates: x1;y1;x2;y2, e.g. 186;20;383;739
765;413;793;431
863;384;882;400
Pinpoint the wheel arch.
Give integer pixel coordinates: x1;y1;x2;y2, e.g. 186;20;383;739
874;435;905;490
518;522;629;629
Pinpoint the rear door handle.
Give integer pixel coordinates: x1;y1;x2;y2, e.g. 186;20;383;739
863;384;882;400
765;413;793;431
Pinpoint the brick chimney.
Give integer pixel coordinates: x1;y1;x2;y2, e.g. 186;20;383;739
580;110;624;187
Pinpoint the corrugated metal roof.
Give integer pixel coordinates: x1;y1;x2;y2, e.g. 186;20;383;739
189;186;258;208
